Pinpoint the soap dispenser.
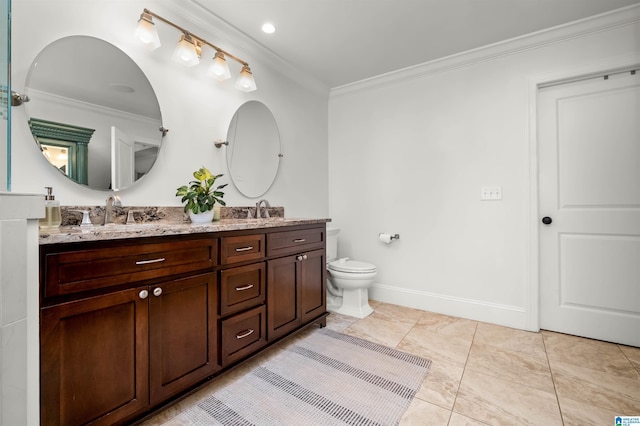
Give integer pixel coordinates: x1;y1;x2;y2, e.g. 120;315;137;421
39;187;62;228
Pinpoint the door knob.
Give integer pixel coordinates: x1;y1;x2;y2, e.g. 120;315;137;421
542;217;552;225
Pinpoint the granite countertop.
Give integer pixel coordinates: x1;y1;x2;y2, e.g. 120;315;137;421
39;217;331;245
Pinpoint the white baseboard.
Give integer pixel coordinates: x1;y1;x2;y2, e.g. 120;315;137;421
369;283;536;332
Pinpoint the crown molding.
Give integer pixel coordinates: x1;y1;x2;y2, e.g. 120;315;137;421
28;89;161;126
161;0;330;96
331;3;640;97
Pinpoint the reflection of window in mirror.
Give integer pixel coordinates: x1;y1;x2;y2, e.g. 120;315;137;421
41;144;70;175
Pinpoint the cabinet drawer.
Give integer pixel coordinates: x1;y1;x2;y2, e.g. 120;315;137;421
220;263;265;317
267;227;325;257
220;305;266;365
220;234;265;264
43;238;217;299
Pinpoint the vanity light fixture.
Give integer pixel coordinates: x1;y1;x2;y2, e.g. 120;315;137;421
208;51;231;81
172;33;200;67
135;9;257;92
135;10;161;51
235;65;257;92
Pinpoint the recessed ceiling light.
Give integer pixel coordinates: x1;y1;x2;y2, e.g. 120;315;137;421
261;22;276;34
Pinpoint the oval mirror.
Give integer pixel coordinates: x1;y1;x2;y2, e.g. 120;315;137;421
226;101;281;198
25;36;163;191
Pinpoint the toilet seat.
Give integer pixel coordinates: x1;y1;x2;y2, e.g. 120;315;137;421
328;258;376;274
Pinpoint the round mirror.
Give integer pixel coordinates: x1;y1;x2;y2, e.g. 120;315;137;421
226;101;281;198
25;36;163;191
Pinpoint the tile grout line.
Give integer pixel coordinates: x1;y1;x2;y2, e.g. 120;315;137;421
616;344;640;378
446;321;481;425
541;332;566;425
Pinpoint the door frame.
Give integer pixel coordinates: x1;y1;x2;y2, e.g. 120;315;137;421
525;55;640;332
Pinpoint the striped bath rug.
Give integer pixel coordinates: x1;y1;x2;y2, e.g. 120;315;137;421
182;328;431;425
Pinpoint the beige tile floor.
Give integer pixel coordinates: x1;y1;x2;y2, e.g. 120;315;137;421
142;300;640;426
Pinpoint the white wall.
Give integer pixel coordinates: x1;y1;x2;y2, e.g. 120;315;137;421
10;0;329;218
328;6;640;330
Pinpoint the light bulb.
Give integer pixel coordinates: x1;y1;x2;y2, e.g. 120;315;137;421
134;12;161;51
235;65;257;92
208;51;231;81
172;34;200;67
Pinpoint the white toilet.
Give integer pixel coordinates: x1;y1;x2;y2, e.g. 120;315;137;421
326;227;377;318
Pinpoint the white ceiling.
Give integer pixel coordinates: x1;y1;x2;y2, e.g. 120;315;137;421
190;0;640;88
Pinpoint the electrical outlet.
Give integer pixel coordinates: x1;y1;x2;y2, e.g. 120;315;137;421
481;186;502;200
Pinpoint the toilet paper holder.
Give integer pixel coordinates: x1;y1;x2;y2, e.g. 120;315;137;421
379;233;400;242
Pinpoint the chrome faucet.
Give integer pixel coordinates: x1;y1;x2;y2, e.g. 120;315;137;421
255;199;271;218
104;194;122;225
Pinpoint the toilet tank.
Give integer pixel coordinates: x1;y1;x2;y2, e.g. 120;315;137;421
326;227;340;262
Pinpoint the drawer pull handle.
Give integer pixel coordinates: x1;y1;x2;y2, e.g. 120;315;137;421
293;238;306;243
235;284;254;291
136;257;166;265
236;329;255;339
235;246;254;252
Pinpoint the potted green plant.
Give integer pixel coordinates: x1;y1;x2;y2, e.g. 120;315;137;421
176;166;227;223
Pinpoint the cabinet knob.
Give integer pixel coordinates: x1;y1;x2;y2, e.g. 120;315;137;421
139;290;149;299
153;287;163;297
303;254;308;260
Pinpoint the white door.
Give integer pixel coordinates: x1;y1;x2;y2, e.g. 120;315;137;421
538;70;640;347
111;126;135;190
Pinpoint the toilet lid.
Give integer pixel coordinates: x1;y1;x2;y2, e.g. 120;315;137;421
328;258;376;273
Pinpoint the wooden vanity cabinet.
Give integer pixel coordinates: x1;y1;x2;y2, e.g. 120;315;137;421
39;235;219;426
266;226;326;341
39;224;327;425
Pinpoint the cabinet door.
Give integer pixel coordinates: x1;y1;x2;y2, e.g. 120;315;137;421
267;255;301;340
148;273;219;405
40;287;149;426
300;249;326;322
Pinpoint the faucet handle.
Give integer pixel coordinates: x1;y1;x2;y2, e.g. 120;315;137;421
70;210;93;227
126;210;142;225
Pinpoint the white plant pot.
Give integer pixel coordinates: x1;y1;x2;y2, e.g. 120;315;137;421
188;210;214;223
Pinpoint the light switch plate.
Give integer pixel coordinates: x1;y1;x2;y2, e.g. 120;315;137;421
481;186;502;200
